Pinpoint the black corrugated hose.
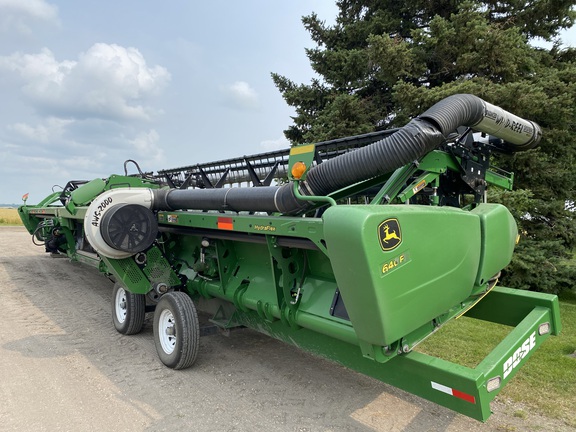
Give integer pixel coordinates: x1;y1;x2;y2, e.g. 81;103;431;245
153;94;540;215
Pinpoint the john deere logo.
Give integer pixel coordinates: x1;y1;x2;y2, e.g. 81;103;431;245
378;218;402;251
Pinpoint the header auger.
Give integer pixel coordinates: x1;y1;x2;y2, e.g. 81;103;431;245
18;94;560;421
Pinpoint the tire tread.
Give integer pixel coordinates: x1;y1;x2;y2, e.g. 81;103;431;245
153;292;199;369
112;282;146;335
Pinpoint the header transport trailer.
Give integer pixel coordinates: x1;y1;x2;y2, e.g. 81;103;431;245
18;94;560;421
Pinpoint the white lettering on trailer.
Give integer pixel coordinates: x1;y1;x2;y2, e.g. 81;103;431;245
503;331;536;379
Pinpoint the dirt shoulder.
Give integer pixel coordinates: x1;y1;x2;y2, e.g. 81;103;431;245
0;226;572;431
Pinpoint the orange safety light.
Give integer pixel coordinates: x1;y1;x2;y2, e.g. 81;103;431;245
291;161;307;179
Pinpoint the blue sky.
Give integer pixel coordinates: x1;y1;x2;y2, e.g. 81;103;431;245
0;1;574;204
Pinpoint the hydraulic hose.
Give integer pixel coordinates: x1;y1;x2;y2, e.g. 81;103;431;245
153;94;541;215
153;186;281;213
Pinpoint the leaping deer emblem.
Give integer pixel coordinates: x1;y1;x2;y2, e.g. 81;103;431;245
382;224;401;243
379;219;402;251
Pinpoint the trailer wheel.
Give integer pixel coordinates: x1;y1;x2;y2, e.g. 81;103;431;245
112;282;146;335
153;291;199;369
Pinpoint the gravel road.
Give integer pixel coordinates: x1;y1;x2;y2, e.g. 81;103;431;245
0;226;571;431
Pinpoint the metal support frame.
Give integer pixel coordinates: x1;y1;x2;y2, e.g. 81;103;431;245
228;287;559;422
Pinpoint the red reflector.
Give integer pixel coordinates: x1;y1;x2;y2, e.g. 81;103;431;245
452;389;476;404
431;381;476;404
218;217;234;230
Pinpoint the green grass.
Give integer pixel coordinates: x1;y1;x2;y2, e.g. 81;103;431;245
418;293;576;427
0;208;22;226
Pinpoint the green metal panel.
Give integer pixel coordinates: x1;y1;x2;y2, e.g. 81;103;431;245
142;246;181;287
17;207;42;234
102;245;182;294
288;143;316;180
74;251;101;268
323;205;481;349
102;255;150;294
471;204;517;286
225;286;558;422
464;286;562;334
67;178;106;213
476;306;555;403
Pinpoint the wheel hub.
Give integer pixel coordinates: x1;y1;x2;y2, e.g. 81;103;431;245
158;309;176;354
115;287;128;323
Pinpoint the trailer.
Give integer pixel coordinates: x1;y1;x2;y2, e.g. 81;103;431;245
18;94;561;421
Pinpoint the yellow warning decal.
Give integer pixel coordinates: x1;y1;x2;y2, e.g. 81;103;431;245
412;179;427;194
290;144;315;156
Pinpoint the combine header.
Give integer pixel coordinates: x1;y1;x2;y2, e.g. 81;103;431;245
19;94;561;421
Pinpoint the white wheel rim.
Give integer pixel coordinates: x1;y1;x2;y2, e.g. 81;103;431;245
115;287;128;324
158;309;176;354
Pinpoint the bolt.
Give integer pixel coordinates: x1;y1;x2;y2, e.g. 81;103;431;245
154;282;169;294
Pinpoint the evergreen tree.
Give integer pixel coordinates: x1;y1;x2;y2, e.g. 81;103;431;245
272;0;576;293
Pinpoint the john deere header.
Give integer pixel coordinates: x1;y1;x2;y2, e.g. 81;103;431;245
19;94;560;421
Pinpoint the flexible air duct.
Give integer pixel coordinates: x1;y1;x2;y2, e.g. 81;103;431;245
153;94;541;215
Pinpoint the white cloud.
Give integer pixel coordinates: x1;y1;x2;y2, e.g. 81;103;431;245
0;0;59;33
0;121;165;191
0;42;170;187
129;129;165;165
59;155;105;172
260;135;290;151
221;80;259;110
2;119;101;174
1;115;163;177
8;117;73;144
0;43;171;121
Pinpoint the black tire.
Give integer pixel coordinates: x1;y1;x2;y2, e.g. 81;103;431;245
112;282;146;335
153;291;199;369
